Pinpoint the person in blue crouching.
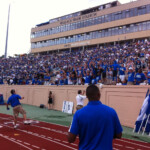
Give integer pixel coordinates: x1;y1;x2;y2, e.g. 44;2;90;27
67;84;122;150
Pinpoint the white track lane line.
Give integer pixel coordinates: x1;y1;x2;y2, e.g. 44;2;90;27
114;143;123;147
0;115;69;128
113;148;120;150
1;116;149;150
0;117;78;148
0;116;68;135
0;123;77;150
32;125;68;135
71;143;78;146
125;146;134;149
0;134;33;150
24;142;30;146
116;139;150;149
32;145;40;149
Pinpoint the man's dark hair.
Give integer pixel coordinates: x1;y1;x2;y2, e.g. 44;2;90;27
78;90;82;94
86;84;100;101
11;89;15;94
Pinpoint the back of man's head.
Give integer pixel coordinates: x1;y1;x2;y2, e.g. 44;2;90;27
78;90;82;94
86;85;100;101
11;89;15;95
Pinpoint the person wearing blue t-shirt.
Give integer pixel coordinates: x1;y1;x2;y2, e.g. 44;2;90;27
135;59;141;73
84;71;92;85
101;62;107;83
112;62;119;81
67;85;122;150
134;68;146;85
147;71;150;85
6;89;30;129
127;67;135;85
118;64;126;82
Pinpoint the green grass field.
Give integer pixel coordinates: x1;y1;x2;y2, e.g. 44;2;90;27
0;104;149;143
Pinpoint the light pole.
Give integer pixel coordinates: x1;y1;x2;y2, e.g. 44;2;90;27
4;4;11;58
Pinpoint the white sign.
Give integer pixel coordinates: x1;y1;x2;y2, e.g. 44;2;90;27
62;101;74;114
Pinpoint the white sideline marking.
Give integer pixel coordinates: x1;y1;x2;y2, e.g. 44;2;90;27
0;134;33;150
114;144;123;147
122;138;149;144
125;146;134;149
0;116;68;136
4;121;13;125
33;133;39;136
11;138;15;140
4;136;8;138
28;131;33;134
0;123;78;150
24;142;30;146
113;148;119;150
32;125;67;135
63;141;68;143
32;145;40;149
71;143;78;146
17;140;22;143
0;125;3;128
54;138;61;142
116;139;150;149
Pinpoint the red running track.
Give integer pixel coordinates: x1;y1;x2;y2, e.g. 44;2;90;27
0;113;150;150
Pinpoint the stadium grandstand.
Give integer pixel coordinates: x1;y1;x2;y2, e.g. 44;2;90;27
0;0;150;86
0;1;150;148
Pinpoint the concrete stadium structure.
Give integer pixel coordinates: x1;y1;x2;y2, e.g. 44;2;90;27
0;85;148;128
31;0;150;54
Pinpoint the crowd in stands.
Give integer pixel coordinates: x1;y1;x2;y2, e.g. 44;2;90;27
1;39;150;86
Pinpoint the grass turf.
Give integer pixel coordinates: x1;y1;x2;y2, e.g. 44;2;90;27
0;104;149;143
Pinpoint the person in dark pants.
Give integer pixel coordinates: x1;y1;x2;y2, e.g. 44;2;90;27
6;89;29;129
48;91;53;109
67;85;122;150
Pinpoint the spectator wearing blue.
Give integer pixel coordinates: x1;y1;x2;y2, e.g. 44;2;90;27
112;61;119;81
84;71;92;85
118;64;126;82
91;74;97;84
67;85;122;150
127;67;135;85
134;68;146;85
135;59;141;73
101;62;107;83
146;65;150;85
0;77;4;84
44;73;51;85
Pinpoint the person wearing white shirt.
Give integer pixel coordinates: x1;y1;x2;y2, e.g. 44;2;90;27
76;90;86;111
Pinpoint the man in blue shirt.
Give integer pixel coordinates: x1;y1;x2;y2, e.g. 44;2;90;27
6;89;30;129
118;64;126;82
67;85;122;150
127;67;135;85
134;68;146;85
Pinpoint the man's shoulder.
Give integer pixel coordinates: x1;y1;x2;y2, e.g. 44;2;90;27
101;104;116;113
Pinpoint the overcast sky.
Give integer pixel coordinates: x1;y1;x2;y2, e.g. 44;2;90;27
0;0;131;57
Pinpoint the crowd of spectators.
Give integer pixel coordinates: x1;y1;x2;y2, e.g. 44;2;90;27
1;38;150;86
